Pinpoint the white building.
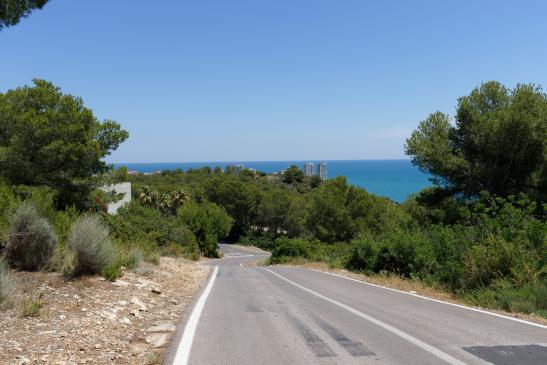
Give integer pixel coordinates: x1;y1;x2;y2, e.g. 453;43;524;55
318;162;328;180
303;162;315;177
100;182;132;214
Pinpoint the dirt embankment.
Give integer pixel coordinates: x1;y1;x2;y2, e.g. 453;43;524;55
0;258;210;365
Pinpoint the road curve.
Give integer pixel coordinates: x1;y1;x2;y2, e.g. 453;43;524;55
167;244;547;365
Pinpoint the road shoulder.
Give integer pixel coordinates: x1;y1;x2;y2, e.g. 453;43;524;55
277;261;547;327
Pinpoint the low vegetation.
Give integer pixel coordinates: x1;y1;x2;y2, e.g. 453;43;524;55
145;352;161;365
0;257;12;304
20;297;42;317
63;215;118;278
5;202;57;271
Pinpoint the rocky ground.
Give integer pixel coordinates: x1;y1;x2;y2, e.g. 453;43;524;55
0;258;210;365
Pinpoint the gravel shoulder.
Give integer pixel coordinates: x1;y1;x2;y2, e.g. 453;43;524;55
0;257;210;365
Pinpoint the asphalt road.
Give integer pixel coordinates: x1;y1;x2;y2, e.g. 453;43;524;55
169;244;547;365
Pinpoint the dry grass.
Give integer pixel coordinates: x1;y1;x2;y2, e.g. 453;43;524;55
145;352;161;364
231;244;269;254
21;297;42;317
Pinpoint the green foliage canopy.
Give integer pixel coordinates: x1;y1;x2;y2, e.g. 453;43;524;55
406;81;547;200
177;201;232;257
0;0;49;29
282;165;305;184
204;177;258;238
0;80;128;204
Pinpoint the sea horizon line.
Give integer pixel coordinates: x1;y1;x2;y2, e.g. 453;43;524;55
110;158;412;165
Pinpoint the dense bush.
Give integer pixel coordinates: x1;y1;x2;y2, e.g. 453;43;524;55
101;265;122;281
271;237;312;263
5;202;57;270
166;225;200;259
374;230;425;278
177;201;232;257
240;233;276;251
64;215;118;278
346;236;377;272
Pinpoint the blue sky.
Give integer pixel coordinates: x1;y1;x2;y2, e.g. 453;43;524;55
1;0;546;163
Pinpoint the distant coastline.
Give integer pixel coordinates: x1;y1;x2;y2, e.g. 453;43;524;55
114;159;430;203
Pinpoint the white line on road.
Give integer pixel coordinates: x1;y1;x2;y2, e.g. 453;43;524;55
173;265;218;365
300;267;547;330
264;268;467;365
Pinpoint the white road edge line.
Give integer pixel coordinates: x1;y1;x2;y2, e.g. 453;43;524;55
173;265;218;365
298;267;547;330
264;268;466;365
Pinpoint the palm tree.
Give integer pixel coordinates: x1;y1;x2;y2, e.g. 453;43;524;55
138;186;158;208
159;192;172;214
170;189;190;212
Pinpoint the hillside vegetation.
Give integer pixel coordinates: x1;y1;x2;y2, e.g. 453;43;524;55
0;80;545;319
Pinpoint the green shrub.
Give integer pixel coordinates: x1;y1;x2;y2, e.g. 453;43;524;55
65;215;118;278
346;237;377;272
5;202;57;270
168;225;200;257
463;235;518;289
0;257;13;304
183;242;200;260
425;225;468;290
271;237;311;263
0;181;18;236
52;206;80;248
163;241;200;260
14;186;57;221
244;233;276;251
314;242;352;268
177;201;231;258
21;297;42;317
375;236;418;277
101;265;122;281
466;280;547;317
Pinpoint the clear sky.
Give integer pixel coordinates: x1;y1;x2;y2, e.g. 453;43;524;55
1;0;546;163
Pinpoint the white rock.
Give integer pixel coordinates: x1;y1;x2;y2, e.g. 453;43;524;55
130;310;140;318
147;321;175;333
101;310;117;321
145;333;168;348
16;356;31;364
113;279;129;287
130;296;147;311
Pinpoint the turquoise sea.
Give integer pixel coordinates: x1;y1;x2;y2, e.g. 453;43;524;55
114;160;431;203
